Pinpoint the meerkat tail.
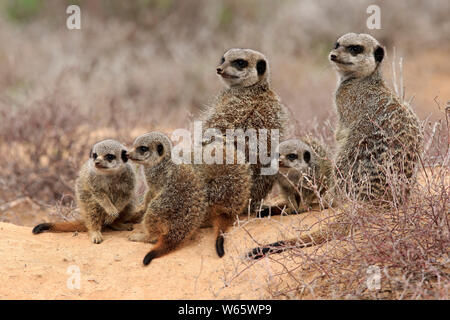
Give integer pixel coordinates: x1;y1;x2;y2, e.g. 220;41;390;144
213;213;234;258
215;235;225;258
32;221;87;234
247;221;350;260
257;205;286;218
143;235;177;266
247;239;312;260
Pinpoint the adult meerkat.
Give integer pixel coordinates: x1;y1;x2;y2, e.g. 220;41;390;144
259;136;332;217
201;48;288;213
248;33;423;259
32;139;139;244
128;133;250;263
330;33;423;201
196;139;252;257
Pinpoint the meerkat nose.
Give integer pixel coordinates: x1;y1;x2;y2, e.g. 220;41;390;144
216;67;223;74
330;54;337;61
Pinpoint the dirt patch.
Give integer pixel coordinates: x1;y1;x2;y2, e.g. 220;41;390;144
0;208;330;299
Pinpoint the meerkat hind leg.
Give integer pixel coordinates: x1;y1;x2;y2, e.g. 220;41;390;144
128;221;158;243
129;210;161;243
128;230;158;243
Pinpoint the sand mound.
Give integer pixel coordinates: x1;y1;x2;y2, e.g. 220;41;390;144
0;209;330;299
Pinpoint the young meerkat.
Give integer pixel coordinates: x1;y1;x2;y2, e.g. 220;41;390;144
248;33;423;259
128;133;250;264
201;48;288;213
259;136;332;217
32;139;139;244
127;132;208;265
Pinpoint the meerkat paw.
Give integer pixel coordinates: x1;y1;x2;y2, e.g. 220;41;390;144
128;231;157;243
89;231;103;244
109;222;134;231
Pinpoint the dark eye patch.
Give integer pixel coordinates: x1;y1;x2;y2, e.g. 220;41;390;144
303;151;311;163
121;150;128;162
334;42;339;49
231;59;248;69
105;154;116;162
220;57;225;64
92;153;98;160
286;153;298;161
138;146;149;153
157;144;164;156
347;45;364;55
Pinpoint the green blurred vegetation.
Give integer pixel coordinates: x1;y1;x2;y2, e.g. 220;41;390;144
5;0;41;22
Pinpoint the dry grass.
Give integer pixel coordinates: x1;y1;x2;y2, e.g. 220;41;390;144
226;68;449;299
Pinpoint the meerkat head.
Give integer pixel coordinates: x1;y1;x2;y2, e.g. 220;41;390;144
329;33;385;80
278;139;313;174
216;48;269;88
89;139;129;174
128;132;172;167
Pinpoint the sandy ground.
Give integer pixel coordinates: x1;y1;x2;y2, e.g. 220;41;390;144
0;208;331;300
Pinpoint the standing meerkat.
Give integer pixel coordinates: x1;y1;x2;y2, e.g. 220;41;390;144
128;133;250;263
330;33;423;201
32;139;139;244
248;33;423;259
259;136;332;217
201;48;288;213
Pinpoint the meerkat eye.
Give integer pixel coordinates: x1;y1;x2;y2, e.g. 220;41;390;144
347;45;364;55
303;151;311;163
92;153;98;160
220;57;225;64
232;59;248;69
334;42;339;49
157;144;164;156
105;154;116;162
286;153;298;161
138;146;149;153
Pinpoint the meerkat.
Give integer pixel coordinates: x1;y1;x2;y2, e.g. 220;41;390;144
32;139;139;244
247;33;423;259
128;133;250;264
259;136;332;217
201;48;288;213
127;132;207;265
330;33;423;202
195;139;252;257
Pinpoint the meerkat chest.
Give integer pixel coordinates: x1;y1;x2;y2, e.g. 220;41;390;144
335;85;363;126
101;177;130;200
278;167;306;186
216;91;279;130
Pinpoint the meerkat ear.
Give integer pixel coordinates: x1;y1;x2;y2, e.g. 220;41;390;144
374;46;385;63
303;151;311;163
256;59;267;76
121;150;128;162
